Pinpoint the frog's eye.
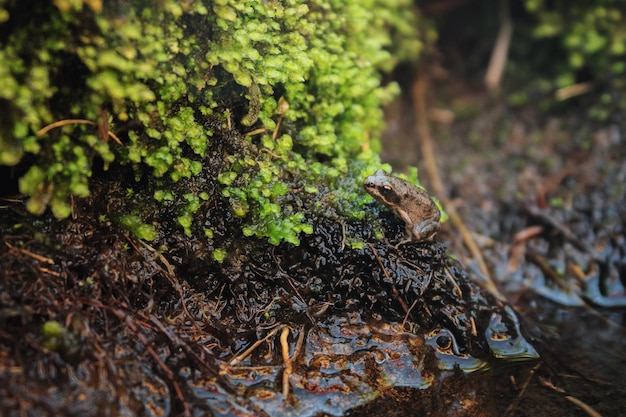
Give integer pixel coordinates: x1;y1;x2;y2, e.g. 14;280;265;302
380;185;394;195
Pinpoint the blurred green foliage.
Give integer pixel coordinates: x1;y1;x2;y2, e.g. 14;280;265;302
0;0;426;244
518;0;626;119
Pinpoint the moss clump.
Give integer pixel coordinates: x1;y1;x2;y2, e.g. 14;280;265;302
0;0;427;245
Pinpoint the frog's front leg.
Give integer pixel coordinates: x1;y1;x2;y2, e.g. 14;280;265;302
410;219;440;242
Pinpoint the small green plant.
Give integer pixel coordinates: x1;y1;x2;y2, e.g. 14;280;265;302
118;213;157;241
41;320;69;352
212;248;227;263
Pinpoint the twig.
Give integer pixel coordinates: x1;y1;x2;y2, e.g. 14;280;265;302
37;119;96;136
412;72;506;302
272;114;284;141
229;325;281;365
280;327;291;397
513;226;544;242
401;298;419;330
257;148;283;159
565;396;603;417
368;243;411;315
5;242;55;264
272;96;289;140
443;265;463;299
555;83;593;101
539;376;603;417
245;127;268;137
37;118;123;145
504;362;541;417
485;0;513;91
534;165;574;209
526;251;573;293
37;266;60;277
281;325;305;400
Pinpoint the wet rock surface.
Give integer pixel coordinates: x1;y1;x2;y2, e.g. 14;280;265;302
198;215;538;416
2;100;626;417
0;191;537;417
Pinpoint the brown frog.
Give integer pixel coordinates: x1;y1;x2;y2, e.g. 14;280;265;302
363;169;440;242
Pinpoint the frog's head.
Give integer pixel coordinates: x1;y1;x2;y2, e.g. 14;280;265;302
363;170;403;207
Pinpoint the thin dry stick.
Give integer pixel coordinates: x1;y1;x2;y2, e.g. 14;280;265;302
229;325;281;365
37;119;96;136
504;362;541;417
5;242;55;264
368;243;411;314
565;396;603;417
555;82;593;101
282;325;305;400
245;127;268;136
292;325;305;358
484;0;513;91
37;266;60;277
37;119;123;145
280;327;291;397
443;265;463;299
538;377;603;417
401;298;419;330
412;73;505;302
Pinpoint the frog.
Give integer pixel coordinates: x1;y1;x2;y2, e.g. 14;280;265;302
363;169;441;242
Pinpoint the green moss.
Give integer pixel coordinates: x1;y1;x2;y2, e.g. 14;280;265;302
41;320;67;351
212;247;227;263
1;0;426;245
118;213;157;241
